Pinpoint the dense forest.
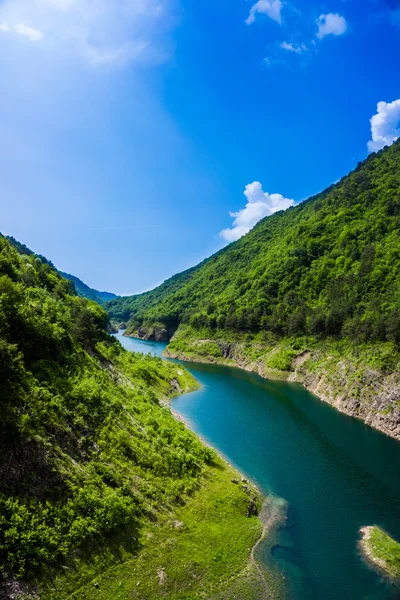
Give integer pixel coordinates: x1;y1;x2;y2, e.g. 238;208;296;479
0;235;261;597
107;139;400;346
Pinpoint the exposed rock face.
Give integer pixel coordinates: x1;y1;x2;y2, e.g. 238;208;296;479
138;326;169;341
299;367;400;441
170;378;182;394
166;332;400;442
125;325;175;342
247;497;258;518
217;342;235;359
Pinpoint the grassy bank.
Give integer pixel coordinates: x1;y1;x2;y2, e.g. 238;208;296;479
164;325;400;441
359;526;400;583
39;459;265;600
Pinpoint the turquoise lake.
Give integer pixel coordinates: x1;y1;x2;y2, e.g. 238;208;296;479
115;332;400;600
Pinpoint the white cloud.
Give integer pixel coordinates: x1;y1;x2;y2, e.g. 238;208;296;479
220;181;294;242
246;0;282;25
367;99;400;153
316;13;347;39
0;20;43;41
0;0;173;66
14;23;43;41
280;41;307;53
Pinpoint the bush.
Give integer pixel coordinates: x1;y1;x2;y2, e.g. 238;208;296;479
265;349;296;371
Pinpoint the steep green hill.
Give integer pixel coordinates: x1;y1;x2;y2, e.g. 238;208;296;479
107;140;400;342
0;236;264;599
106;140;400;440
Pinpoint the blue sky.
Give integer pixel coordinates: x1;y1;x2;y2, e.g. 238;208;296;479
0;0;399;295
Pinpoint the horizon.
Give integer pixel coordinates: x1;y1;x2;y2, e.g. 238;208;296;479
1;0;400;295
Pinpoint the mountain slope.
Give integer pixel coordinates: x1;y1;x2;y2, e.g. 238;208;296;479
0;235;263;599
2;234;117;305
106;262;204;328
106;140;400;439
108;140;400;344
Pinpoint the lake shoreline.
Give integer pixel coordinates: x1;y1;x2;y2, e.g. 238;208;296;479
122;325;400;442
162;337;400;443
116;330;400;599
116;331;283;599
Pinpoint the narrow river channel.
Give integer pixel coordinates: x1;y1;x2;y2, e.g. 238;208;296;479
115;331;400;600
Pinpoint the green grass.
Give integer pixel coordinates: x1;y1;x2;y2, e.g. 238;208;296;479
38;459;264;600
367;527;400;580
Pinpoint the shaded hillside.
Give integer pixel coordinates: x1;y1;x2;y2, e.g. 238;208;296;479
0;235;262;598
107;140;400;346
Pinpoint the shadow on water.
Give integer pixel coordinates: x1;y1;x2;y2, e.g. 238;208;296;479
115;333;400;600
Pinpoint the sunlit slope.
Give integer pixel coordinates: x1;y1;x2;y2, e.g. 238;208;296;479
107;139;400;347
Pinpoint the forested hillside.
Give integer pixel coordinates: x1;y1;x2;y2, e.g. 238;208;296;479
107;140;400;346
0;236;262;599
2;234;117;305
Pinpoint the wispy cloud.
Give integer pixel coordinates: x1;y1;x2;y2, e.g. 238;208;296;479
248;3;348;67
316;13;347;39
280;41;307;53
220;181;294;242
246;0;282;25
14;22;43;41
0;21;43;41
367;99;400;152
0;0;175;66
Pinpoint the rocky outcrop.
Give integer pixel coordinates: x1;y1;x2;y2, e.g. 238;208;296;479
217;342;236;360
247;497;258;518
138;325;169;341
124;325;175;342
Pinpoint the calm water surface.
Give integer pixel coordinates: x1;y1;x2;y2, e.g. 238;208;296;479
115;332;400;600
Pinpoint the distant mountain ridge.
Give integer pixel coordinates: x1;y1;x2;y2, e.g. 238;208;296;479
59;272;118;304
2;234;117;304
